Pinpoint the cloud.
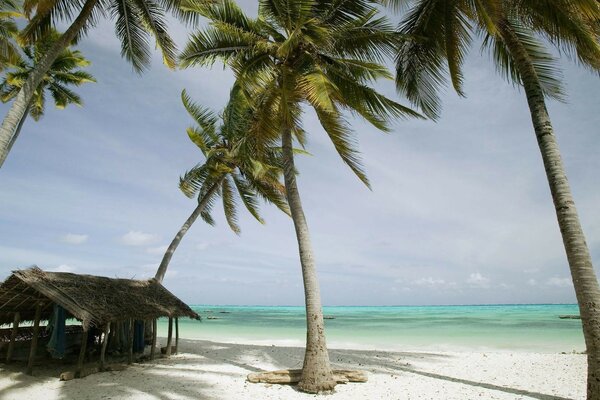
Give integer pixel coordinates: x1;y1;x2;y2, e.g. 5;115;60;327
60;233;88;245
146;245;169;255
412;277;446;288
467;272;491;288
527;279;537;286
120;231;159;246
546;277;572;288
47;264;76;273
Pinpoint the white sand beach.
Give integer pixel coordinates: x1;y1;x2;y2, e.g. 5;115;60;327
0;338;585;400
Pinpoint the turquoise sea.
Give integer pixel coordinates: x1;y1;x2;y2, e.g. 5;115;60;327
157;304;584;353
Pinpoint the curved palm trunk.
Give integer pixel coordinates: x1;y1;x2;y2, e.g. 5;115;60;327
0;0;99;168
281;127;336;393
155;183;220;283
6;104;30;156
500;22;600;399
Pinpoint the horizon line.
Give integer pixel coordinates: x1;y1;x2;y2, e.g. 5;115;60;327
187;302;578;308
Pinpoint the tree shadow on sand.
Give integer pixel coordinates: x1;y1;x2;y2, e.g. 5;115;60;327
0;339;579;400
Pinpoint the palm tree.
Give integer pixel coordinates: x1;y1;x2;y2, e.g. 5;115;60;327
0;0;20;70
154;85;290;283
0;0;186;167
0;30;95;155
388;1;600;397
180;0;421;392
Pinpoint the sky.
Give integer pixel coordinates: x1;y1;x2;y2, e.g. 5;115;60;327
1;2;599;306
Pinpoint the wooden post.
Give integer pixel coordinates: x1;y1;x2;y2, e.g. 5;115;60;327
175;318;179;355
26;304;42;375
165;317;173;357
75;329;89;378
150;319;157;360
6;312;20;363
100;322;110;371
127;319;134;364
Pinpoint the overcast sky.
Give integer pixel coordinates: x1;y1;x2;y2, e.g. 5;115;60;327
1;3;599;306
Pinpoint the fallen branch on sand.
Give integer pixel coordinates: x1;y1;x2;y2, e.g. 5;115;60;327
59;364;127;381
247;369;368;384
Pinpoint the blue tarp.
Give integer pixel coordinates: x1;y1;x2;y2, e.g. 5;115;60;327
133;320;145;353
46;304;66;359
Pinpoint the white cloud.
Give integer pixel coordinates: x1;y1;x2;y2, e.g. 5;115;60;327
527;279;537;286
197;242;210;250
47;264;76;273
412;277;446;288
146;245;169;255
546;277;572;288
60;233;88;245
467;272;491;288
120;231;159;246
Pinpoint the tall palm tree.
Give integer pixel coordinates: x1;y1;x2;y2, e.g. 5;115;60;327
180;0;421;392
0;0;20;70
388;1;600;397
0;30;95;155
0;0;186;168
155;85;290;283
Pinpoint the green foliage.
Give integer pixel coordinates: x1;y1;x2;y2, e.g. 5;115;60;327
21;0;186;72
180;0;422;189
390;0;600;119
0;0;21;70
0;29;95;120
179;86;290;234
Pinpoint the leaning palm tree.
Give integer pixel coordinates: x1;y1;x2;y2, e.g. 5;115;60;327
154;85;290;283
180;0;421;392
388;0;600;397
0;0;186;167
0;30;95;155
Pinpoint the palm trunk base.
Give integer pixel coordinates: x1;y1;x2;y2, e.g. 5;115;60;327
297;345;337;393
297;372;337;394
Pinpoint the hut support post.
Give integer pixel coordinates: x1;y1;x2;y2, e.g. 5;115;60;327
76;329;89;378
100;322;110;371
128;318;134;364
150;319;157;360
166;317;173;357
6;312;20;363
175;318;179;355
26;304;42;375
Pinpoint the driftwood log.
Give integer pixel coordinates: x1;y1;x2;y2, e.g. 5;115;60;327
247;369;368;384
60;364;127;381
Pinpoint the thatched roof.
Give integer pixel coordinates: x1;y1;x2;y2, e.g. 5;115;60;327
0;267;199;329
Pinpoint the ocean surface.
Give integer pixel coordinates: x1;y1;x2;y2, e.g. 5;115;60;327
157;304;584;353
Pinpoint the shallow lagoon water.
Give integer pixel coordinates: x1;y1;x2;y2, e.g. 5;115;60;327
157;304;583;352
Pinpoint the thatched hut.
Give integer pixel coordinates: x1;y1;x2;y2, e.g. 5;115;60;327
0;267;199;377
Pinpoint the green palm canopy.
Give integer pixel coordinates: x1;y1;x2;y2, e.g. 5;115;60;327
0;0;21;70
0;30;95;120
154;85;290;283
0;29;95;154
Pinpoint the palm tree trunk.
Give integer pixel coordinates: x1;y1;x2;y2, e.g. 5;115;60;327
281;127;336;393
500;21;600;399
5;104;30;156
154;183;220;283
0;0;99;168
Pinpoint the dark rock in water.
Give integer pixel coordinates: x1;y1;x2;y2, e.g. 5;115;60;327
207;316;220;320
219;311;231;314
324;316;335;320
559;315;581;319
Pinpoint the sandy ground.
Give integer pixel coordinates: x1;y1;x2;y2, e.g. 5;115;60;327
0;338;585;400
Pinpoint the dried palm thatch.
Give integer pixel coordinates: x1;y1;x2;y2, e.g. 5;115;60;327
0;267;199;330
